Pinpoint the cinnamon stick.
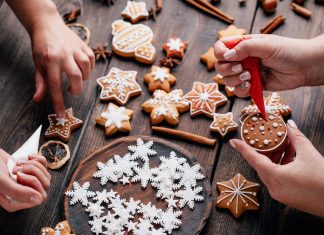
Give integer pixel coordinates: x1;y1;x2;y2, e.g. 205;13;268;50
290;3;311;18
156;0;164;11
260;15;285;34
195;0;234;21
152;126;216;147
184;0;234;24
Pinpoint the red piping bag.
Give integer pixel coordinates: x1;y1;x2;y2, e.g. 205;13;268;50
224;37;267;120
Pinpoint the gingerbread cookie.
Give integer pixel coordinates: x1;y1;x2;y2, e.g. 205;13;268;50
142;89;189;125
210;112;238;137
200;47;217;71
40;220;74;235
241;92;292;118
162;37;188;59
97;67;142;105
241;112;287;153
216;173;260;218
121;1;149;23
144;66;176;92
111;19;156;64
39;140;70;170
184;82;227;118
217;24;247;39
96;103;133;137
45;108;83;142
214;74;239;98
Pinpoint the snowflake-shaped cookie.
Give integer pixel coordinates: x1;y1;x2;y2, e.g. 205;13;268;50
175;186;204;209
65;181;95;206
157;207;182;234
121;1;149;23
138;202;163;223
177;163;205;188
128;138;157;162
131;163;154;188
45;107;83;142
210;112;238;137
93;189;114;205
97;67;142;105
133;218;154;235
159;151;186;175
86;202;104;217
113;153;138;177
241;92;292;117
184;82;228;118
95;103;134;137
142;89;189;125
93;159;119;185
89;216;106;235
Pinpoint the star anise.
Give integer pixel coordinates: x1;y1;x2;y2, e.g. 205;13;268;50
101;0;116;6
159;56;181;69
147;7;157;21
92;43;112;62
63;8;81;23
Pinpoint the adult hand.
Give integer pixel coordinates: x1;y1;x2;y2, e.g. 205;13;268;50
229;120;324;217
0;149;51;212
214;34;324;97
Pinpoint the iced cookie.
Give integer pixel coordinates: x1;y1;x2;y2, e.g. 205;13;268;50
97;67;142;105
217;25;247;39
210;112;238;137
184;82;227;118
241;113;287;153
216;173;260;218
39;140;70;170
200;47;217;71
40;220;74;235
96;103;133;137
241;92;292;118
45;108;83;142
142;89;189;125
144;66;176;92
121;1;149;23
111;19;156;64
162;37;188;59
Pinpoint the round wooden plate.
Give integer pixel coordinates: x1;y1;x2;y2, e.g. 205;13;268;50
64;136;213;235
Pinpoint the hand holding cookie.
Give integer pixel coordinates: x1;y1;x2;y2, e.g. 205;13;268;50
0;149;51;212
230;120;324;218
213;34;324;97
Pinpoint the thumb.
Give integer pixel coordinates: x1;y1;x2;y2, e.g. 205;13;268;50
222;35;278;61
286;119;312;154
32;69;47;103
230;139;276;174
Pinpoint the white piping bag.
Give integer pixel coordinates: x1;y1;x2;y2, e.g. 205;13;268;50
7;126;42;180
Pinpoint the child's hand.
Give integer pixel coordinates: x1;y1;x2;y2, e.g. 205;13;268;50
214;34;324;97
31;14;95;117
0;149;51;212
229;120;324;217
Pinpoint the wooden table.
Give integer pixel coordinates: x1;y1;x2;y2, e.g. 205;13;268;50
0;0;323;234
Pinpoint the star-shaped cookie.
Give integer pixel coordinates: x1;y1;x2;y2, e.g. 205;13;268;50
210;112;238;137
217;25;247;39
200;47;217;71
162;37;188;59
213;74;239;98
40;220;74;235
96;103;133;137
141;89;189;125
45;108;83;142
97;67;142;105
241;92;292;118
121;1;149;23
144;66;176;92
216;173;260;218
184;82;227;118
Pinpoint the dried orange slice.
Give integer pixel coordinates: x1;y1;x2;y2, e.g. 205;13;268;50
39;140;70;170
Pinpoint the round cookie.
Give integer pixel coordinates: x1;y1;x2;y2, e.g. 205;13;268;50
240;113;287;153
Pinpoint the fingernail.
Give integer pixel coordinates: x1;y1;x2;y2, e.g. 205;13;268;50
224;49;236;60
232;64;243;73
16;161;27;166
17;171;27;177
239;71;251;81
241;81;251;89
288;119;298;129
30;195;42;204
13;166;23;172
229;139;236;149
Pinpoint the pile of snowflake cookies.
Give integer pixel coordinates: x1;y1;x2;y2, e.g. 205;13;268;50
65;138;206;234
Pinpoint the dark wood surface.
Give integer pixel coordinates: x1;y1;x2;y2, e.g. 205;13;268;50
64;136;213;235
0;0;323;234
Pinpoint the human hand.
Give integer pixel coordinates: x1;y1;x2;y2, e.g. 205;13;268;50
31;12;95;117
214;34;324;97
0;149;51;212
229;120;324;217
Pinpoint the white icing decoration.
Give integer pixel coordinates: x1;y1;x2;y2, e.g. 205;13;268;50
273;122;278;128
259;126;265;131
175;186;204;209
121;1;149;21
250;140;255;145
252;117;257;121
277;131;283;137
152;68;169;82
101;105;129;128
65;182;95;206
263;139;269;145
56;117;68;126
167;38;185;51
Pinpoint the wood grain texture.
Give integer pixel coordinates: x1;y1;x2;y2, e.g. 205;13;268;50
0;0;323;234
64;136;213;234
